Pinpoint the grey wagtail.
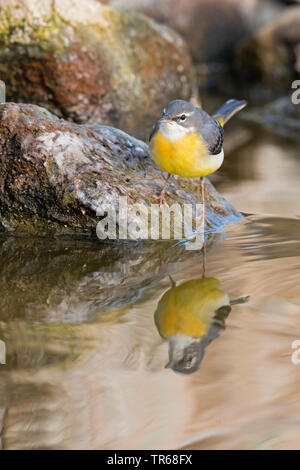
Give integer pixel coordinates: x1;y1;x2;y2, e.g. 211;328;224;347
149;99;247;222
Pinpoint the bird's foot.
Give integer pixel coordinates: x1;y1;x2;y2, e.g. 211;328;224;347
204;214;212;227
195;213;212;227
153;191;167;206
155;256;170;275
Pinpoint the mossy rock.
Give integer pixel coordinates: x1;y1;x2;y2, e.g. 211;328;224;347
0;0;193;140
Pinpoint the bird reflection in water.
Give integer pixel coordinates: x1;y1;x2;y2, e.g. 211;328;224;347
154;251;249;374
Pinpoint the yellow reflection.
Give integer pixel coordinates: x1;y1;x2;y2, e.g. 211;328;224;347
155;259;249;374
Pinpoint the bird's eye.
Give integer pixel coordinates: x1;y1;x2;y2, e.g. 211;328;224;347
180;114;186;121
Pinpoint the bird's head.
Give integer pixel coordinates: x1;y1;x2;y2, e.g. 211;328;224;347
157;100;200;141
165;334;205;375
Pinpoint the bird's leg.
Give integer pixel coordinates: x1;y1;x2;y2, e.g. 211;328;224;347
200;176;211;227
200;176;206;225
168;274;176;288
154;173;171;206
202;239;207;278
155;256;170;275
200;177;208;278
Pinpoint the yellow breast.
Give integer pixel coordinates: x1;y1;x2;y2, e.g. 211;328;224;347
149;130;222;177
154;278;230;339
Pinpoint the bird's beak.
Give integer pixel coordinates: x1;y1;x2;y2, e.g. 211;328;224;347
165;360;173;369
159;118;172;125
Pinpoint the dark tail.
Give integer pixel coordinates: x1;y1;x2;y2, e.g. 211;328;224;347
213;99;247;127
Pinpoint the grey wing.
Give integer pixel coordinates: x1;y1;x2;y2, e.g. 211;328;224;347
195;110;224;155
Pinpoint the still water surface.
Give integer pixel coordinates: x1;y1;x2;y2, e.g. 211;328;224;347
0;122;299;450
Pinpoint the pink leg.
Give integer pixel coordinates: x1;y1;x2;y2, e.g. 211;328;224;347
154;173;171;206
200;176;210;226
201;176;206;223
202;240;206;278
201;177;207;278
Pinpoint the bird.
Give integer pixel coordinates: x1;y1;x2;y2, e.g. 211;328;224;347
154;275;249;374
149;98;247;224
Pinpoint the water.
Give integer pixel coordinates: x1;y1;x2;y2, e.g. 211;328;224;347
0;121;300;450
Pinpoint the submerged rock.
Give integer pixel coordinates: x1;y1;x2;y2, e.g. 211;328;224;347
234;6;300;90
0;0;192;140
0;102;241;236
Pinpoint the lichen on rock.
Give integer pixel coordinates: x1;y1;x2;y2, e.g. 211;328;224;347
0;0;193;140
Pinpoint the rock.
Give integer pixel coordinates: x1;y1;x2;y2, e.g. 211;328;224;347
0;0;192;140
242;97;300;139
0;102;241;236
103;0;282;65
234;6;300;90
